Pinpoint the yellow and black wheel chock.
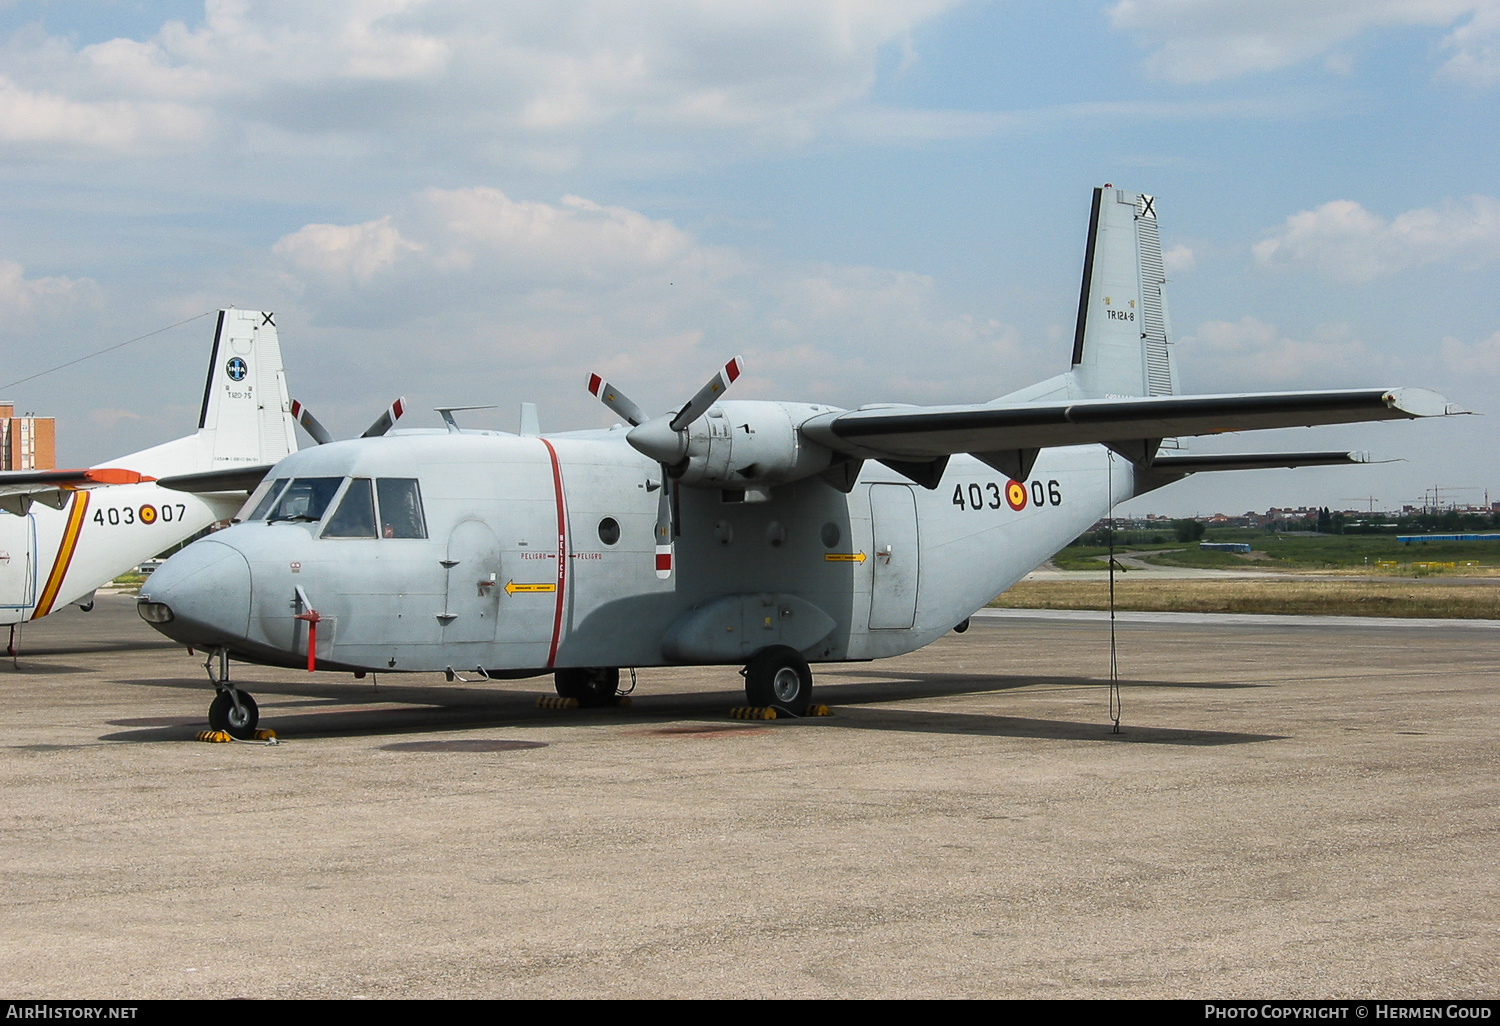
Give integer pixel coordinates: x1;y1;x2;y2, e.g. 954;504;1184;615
195;728;279;744
535;695;632;710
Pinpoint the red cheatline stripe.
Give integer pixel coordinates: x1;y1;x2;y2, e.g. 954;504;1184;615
539;438;568;668
33;491;89;619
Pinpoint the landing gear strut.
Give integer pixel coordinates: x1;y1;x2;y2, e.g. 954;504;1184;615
743;645;813;714
553;666;619;706
204;648;260;739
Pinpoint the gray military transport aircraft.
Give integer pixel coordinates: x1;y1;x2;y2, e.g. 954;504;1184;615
137;186;1465;737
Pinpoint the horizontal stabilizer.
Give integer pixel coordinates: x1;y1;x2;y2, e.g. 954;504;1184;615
156;464;277;494
801;388;1463;462
1149;451;1377;473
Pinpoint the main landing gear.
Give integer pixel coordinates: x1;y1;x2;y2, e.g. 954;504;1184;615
742;645;813;715
205;648;260;739
553;666;620;707
553;653;815;715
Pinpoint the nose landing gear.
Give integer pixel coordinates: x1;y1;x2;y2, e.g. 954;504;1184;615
204;648;260;739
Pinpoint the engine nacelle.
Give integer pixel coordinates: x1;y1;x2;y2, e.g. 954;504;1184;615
670;400;838;490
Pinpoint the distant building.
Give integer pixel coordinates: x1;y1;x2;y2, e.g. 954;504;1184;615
0;403;56;470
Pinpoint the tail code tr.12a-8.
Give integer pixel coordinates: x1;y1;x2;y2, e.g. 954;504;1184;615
138;187;1465;737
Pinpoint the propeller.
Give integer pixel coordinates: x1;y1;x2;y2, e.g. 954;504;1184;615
289;400;333;445
290;397;408;445
588;357;744;579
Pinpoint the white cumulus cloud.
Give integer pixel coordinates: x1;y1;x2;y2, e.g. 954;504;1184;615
0;259;99;317
1252;196;1500;282
1108;0;1500;84
0;1;962;160
1184;316;1382;390
267;186;1032;420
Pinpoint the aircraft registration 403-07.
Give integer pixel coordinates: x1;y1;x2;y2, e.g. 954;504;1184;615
138;186;1467;738
0;310;300;654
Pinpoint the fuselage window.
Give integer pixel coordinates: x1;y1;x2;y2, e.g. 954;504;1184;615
267;477;344;524
598;517;621;545
240;478;289;522
322;478;377;538
376;478;427;539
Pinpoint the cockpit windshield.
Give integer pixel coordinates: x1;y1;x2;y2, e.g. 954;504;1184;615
240;474;428;536
266;477;344;523
376;478;427;538
236;477;287;522
323;478;376;538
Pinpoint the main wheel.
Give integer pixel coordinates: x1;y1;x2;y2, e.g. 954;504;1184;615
208;689;260;739
553;667;620;707
744;646;812;714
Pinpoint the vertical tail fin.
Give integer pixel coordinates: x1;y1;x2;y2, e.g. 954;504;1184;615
1070;186;1178;399
198;309;297;467
115;309;298;477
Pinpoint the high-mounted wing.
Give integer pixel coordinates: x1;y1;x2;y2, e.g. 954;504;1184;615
0;468;155;515
801;388;1460;481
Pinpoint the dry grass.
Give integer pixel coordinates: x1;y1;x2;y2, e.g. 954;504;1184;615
992;579;1500;619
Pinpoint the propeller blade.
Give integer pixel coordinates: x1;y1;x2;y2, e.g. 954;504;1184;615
588;373;648;427
668;356;743;432
289;400;334;446
654;471;674;579
361;397;407;438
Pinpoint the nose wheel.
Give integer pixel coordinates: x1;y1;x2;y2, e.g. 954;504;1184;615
209;689;260;739
203;648;261;739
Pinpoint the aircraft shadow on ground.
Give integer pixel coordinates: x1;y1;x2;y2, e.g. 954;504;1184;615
5;640;181;658
96;670;1283;746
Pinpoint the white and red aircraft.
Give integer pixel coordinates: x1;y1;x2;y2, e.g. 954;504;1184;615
0;310;298;651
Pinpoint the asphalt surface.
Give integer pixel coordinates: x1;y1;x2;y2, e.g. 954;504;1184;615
1;595;1496;999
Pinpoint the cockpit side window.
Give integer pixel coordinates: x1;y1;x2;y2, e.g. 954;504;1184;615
239;478;288;522
376;478;427;539
322;478;377;538
266;477;344;523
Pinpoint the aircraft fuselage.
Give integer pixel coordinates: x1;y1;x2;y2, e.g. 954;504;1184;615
142;428;1128;675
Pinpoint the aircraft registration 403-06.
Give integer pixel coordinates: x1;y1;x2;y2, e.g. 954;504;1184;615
138;187;1467;738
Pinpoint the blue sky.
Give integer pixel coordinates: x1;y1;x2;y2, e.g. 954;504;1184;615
1;0;1497;515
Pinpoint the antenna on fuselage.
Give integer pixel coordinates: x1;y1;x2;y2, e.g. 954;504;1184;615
519;403;540;437
434;405;498;434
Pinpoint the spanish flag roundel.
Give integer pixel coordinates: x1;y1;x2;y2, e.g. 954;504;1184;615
1005;480;1027;511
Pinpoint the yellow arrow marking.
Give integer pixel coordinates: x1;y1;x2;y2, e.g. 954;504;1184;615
824;552;867;563
505;580;557;595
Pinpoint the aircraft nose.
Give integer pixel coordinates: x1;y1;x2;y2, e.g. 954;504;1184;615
137;540;252;647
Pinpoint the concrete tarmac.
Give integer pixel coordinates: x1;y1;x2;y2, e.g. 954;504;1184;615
1;595;1496;999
